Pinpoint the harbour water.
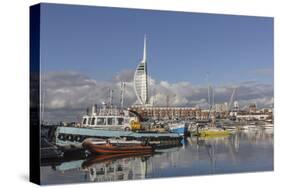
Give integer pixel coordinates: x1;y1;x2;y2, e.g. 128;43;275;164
41;129;273;184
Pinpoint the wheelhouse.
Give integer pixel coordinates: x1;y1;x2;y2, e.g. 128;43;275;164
81;115;135;130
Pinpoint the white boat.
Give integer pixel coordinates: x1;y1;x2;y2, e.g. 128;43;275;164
222;126;237;134
240;125;259;130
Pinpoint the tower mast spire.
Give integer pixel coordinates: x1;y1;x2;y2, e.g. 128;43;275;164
133;34;149;105
143;34;147;63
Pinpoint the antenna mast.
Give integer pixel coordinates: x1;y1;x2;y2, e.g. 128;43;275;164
207;73;211;110
212;86;215;109
120;82;125;109
109;89;114;107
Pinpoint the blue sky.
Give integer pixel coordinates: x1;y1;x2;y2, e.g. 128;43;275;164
41;3;273;85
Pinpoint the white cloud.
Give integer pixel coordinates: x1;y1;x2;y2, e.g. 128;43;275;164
41;71;273;122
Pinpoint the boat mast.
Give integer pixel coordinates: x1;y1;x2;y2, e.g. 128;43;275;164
108;89;114;115
211;86;216;127
207;73;211;109
212;87;215;109
206;73;212;119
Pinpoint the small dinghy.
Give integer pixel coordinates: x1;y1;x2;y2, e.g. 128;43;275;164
82;138;154;155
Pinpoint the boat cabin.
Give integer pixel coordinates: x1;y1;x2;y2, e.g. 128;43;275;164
81;115;136;131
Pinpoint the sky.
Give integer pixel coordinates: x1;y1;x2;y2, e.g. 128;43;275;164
39;3;274;122
41;3;273;85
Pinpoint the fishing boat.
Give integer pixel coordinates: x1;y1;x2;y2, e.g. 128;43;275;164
82;138;154;155
55;104;183;149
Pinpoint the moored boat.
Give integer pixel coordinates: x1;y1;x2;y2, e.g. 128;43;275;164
239;125;258;130
168;121;188;136
83;138;154;155
198;127;230;137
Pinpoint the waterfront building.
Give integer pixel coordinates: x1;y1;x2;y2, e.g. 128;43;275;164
248;103;257;113
236;106;273;121
129;105;203;120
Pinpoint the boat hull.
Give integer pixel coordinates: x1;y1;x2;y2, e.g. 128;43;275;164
170;127;185;135
199;130;230;137
83;140;154;155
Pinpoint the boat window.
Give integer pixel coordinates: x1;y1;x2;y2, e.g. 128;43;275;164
107;118;115;125
88;118;91;125
117;118;124;125
82;118;87;125
97;117;106;125
91;118;95;125
124;118;129;124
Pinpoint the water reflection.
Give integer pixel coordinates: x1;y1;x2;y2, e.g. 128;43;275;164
81;153;152;182
41;129;273;184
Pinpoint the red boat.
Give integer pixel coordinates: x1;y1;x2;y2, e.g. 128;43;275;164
82;139;154;155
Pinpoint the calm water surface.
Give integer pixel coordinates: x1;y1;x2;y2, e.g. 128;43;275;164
41;129;273;184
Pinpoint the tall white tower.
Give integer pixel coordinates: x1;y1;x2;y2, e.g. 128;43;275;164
134;35;149;105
